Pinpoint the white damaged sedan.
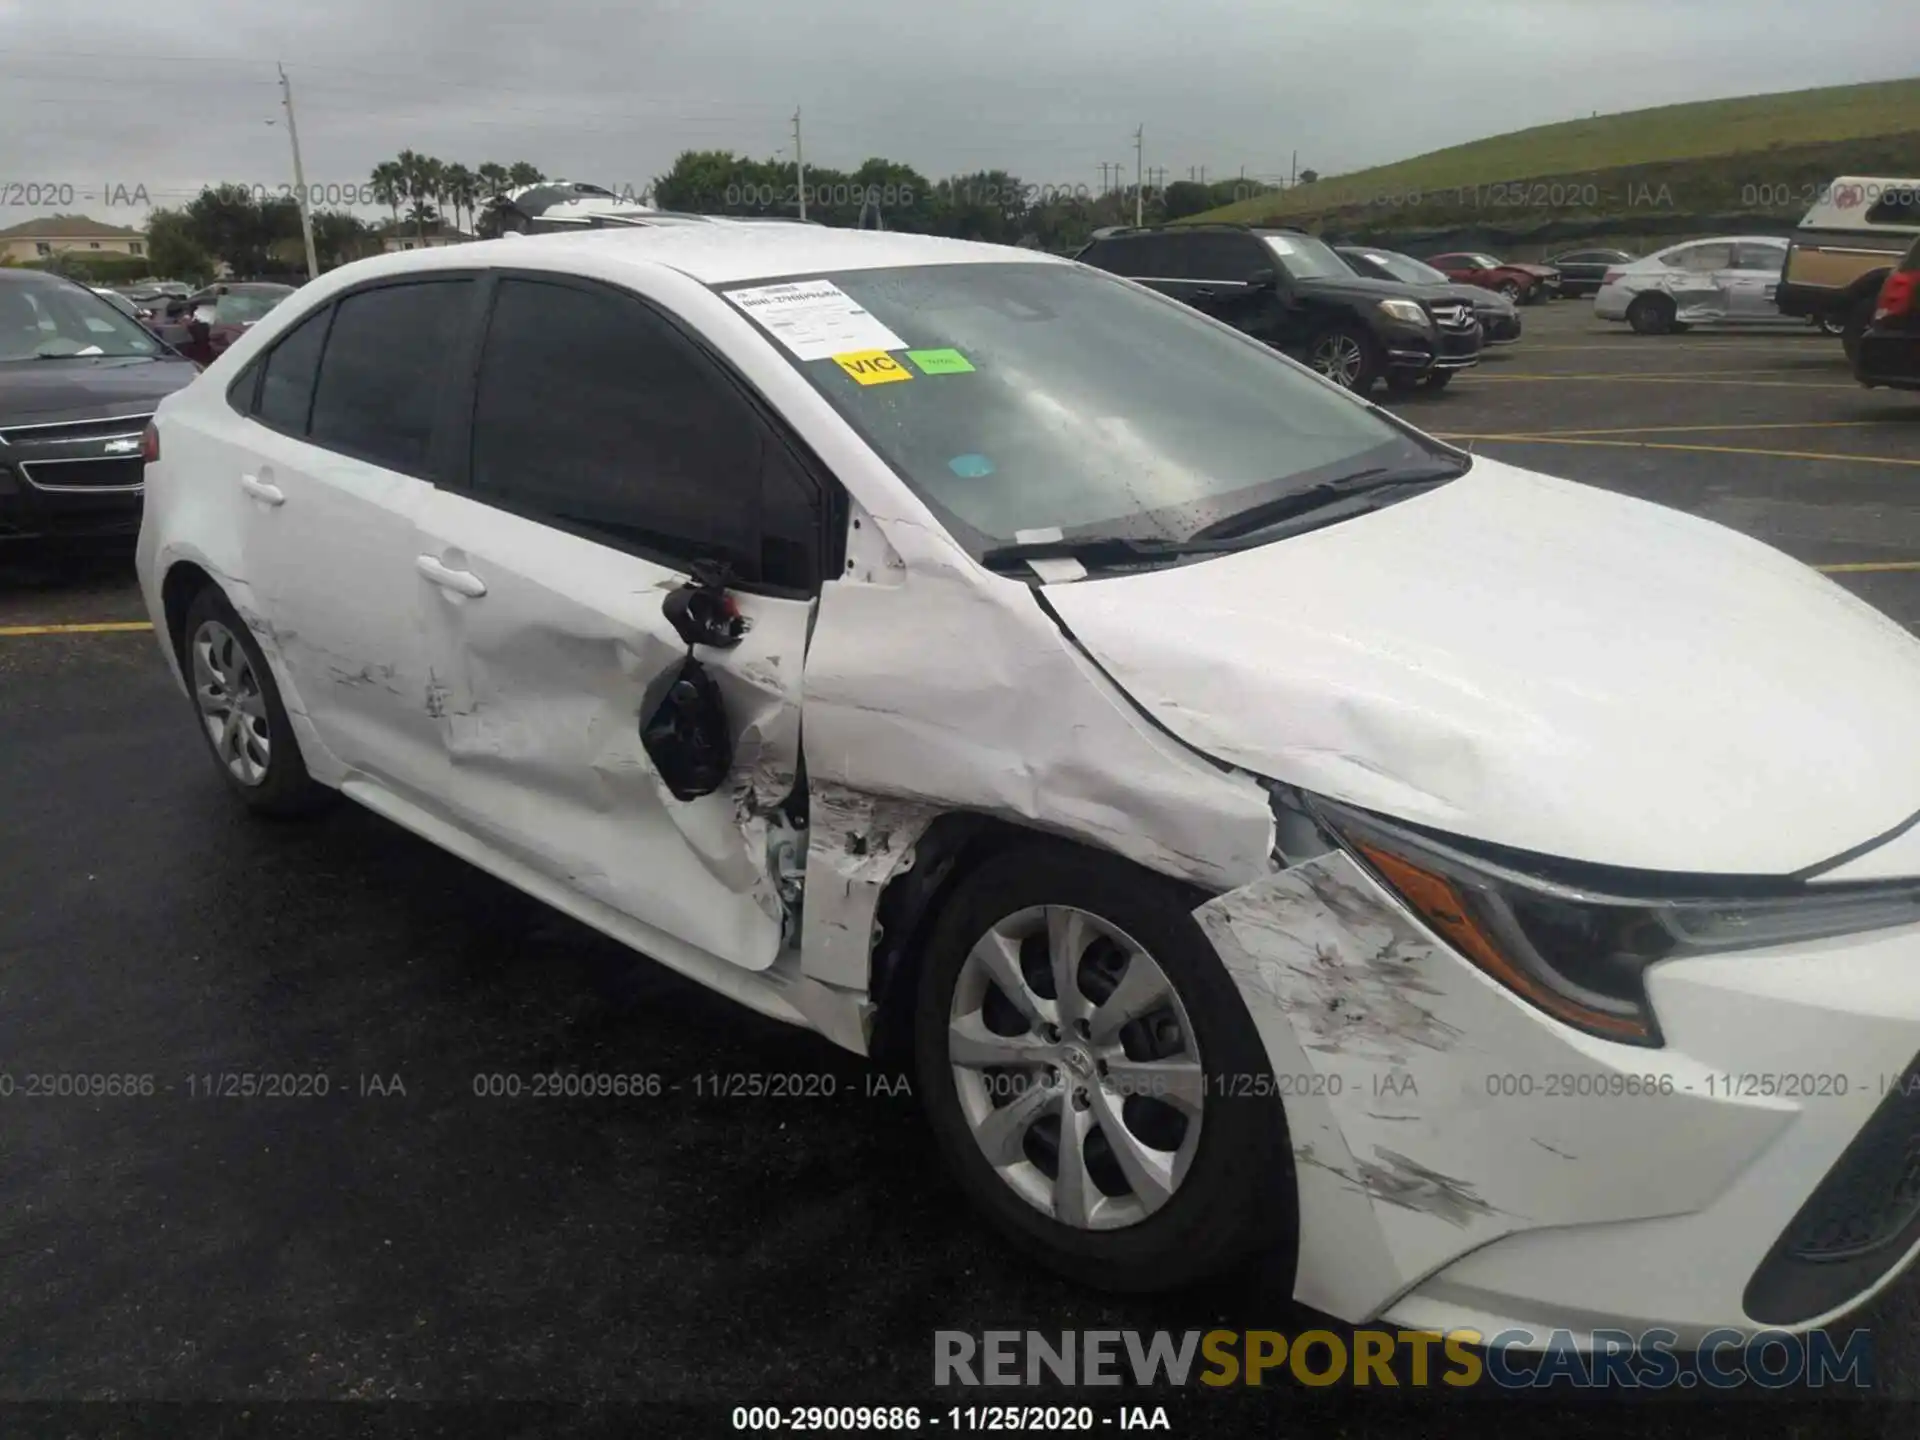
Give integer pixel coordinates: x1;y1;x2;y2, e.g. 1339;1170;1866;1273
138;226;1920;1345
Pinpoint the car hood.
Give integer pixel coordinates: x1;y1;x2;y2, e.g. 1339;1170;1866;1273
1445;283;1513;314
1042;458;1920;876
1509;263;1561;278
0;354;198;423
1295;274;1461;306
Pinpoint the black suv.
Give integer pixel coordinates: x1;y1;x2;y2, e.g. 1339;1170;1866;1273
1074;224;1481;394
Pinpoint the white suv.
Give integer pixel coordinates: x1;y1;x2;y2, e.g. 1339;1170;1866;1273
139;225;1920;1345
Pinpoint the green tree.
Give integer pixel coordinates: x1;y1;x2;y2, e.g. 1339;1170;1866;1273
1161;180;1214;220
506;161;545;188
183;185;278;276
1298;168;1320;185
146;207;214;284
369;161;404;223
443;163;479;234
477;162;511;199
311;210;377;269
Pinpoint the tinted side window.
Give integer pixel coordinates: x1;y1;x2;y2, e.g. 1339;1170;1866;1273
255;306;332;434
1186;233;1266;280
309;279;472;476
1733;242;1786;272
468;278;816;586
1866;189;1920;226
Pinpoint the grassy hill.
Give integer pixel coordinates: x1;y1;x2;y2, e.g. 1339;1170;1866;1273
1196;76;1920;244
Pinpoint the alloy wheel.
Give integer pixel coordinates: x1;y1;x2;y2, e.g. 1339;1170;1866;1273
946;904;1204;1231
191;619;271;785
1310;333;1365;389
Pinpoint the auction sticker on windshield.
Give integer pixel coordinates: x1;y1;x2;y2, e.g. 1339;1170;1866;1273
833;350;914;386
907;347;975;375
725;279;906;361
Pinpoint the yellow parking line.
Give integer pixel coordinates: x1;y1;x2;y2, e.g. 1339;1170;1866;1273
1456;435;1920;466
0;620;153;637
1437;420;1897;441
1464;374;1860;389
1817;561;1920;573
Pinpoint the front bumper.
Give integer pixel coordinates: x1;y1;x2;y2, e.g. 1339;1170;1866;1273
1197;850;1920;1345
1382;320;1483;374
1478;311;1522;344
0;460;143;544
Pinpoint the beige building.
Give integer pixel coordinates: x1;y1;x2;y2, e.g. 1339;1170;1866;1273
0;215;148;263
378;220;473;253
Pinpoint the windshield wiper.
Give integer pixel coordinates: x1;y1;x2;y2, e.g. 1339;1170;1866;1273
979;534;1245;575
1191;460;1468;542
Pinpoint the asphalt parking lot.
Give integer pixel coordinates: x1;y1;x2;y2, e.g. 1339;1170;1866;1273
4;300;1920;1434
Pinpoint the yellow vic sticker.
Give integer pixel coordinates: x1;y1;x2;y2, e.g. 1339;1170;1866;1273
833;349;913;386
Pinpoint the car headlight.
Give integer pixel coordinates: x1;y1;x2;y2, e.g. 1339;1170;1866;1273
1376;299;1430;326
1305;796;1920;1048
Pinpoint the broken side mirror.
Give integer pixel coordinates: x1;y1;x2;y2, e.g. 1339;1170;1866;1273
639;659;734;802
662;557;747;651
642;558;747;800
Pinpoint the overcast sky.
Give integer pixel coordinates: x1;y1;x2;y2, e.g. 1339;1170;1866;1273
0;0;1910;229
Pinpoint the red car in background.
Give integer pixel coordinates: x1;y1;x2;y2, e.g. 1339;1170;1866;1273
144;283;294;365
1425;252;1562;304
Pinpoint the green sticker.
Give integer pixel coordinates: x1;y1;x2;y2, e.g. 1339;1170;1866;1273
907;347;975;375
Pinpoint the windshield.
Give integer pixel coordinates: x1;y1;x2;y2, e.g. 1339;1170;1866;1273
1260;233;1352;279
213;290;290;325
0;279;164;361
724;262;1449;554
1364;251;1449;286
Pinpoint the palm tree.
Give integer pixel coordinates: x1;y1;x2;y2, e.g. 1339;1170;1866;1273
506;162;545;189
477;162;511;200
369;161;403;225
443;163;478;235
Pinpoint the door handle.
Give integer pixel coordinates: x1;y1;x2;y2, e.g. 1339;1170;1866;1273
1191;287;1217;298
415;554;487;598
239;473;284;506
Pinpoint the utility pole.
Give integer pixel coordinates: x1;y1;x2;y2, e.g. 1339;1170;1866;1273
1199;165;1207;185
792;107;806;221
1290;150;1298;187
278;63;319;280
1133;125;1143;227
1098;162;1110;192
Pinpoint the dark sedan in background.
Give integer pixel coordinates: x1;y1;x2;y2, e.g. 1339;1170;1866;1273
1854;234;1920;394
0;269;199;547
1546;247;1635;298
137;283;294;366
1336;245;1523;344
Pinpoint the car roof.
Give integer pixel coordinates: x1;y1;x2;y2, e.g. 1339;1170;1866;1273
398;225;1066;286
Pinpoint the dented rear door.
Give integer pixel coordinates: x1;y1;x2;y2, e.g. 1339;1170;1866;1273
408;272;823;970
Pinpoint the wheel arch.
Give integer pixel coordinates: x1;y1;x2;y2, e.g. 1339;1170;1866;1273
864;812;1211;1068
160;558;217;670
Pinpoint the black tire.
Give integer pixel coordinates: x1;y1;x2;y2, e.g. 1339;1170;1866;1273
1627;293;1676;335
1843;298;1875;365
179;584;331;817
1497;280;1523;302
1305;323;1383;394
1423;370;1455;391
912;841;1294;1294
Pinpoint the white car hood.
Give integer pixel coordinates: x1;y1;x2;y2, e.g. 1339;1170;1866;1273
1043;458;1920;876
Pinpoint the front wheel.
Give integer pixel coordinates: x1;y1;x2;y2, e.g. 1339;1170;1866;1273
1817;313;1847;338
1627;293;1677;335
913;843;1293;1293
1498;280;1524;302
1423;370;1455;391
1306;324;1383;394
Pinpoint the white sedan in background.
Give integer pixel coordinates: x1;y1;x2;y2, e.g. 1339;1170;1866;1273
137;225;1920;1346
1594;236;1790;334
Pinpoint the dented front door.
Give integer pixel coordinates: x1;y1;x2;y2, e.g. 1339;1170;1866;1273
399;271;821;971
410;488;809;969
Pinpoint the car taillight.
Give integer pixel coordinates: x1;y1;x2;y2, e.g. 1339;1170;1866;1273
1875;270;1918;322
141;423;159;464
1601;270;1624;286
